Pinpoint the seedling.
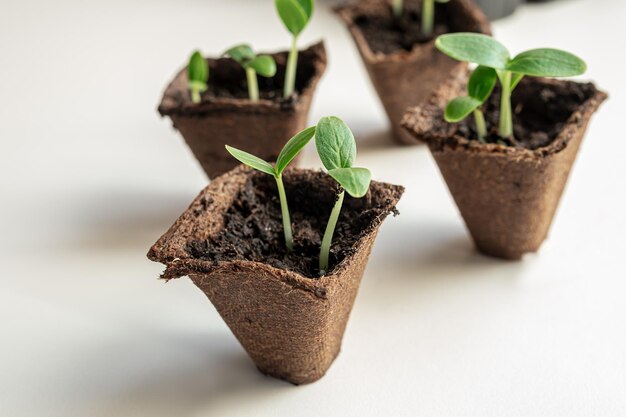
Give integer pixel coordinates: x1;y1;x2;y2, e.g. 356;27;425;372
391;0;449;35
275;0;314;98
224;44;277;102
188;50;209;104
225;126;316;251
315;117;372;274
436;33;586;139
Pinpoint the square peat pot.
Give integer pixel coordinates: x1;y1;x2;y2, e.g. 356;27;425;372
158;42;327;179
336;0;490;145
402;71;607;260
147;166;404;384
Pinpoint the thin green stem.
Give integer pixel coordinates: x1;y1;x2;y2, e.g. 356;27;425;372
499;71;513;138
283;36;299;98
191;89;201;104
319;190;345;274
246;67;259;102
473;109;486;143
275;175;293;252
421;0;434;36
392;0;403;18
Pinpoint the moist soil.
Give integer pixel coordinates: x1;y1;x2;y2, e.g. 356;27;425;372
354;0;450;54
186;171;398;278
451;79;597;149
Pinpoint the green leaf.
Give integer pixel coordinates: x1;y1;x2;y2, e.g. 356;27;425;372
188;51;209;83
435;33;510;69
506;48;587;77
295;0;314;18
275;126;316;175
248;55;277;77
444;97;482;123
328;167;372;198
468;65;497;103
225;145;276;176
510;72;524;90
315;116;356;170
275;0;310;36
223;44;255;64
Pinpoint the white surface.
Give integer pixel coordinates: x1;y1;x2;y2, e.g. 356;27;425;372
1;0;625;416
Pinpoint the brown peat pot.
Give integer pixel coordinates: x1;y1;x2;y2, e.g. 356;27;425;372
336;0;490;145
158;42;327;179
147;166;404;384
402;71;607;259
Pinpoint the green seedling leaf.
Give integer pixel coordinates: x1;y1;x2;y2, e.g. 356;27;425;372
275;126;316;175
225;145;276;176
436;33;510;69
315;116;356;170
506;48;587;77
468;65;497;102
444;96;482;123
223;44;255;63
510;72;524;90
275;0;312;36
328;167;372;198
248;55;277;77
188;51;209;84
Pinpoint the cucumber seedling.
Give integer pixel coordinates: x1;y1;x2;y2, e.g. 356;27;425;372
436;33;587;140
391;0;449;35
315;116;372;274
225;126;316;251
224;44;277;102
275;0;314;98
188;50;209;104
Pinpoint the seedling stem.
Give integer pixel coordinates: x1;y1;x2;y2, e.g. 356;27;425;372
474;109;487;142
284;36;299;98
246;67;260;102
320;190;344;273
392;0;403;18
276;175;294;251
499;71;513;138
422;0;435;35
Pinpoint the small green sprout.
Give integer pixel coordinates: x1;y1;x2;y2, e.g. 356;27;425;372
421;0;449;36
187;50;209;104
275;0;314;98
444;65;496;142
225;126;316;251
315;116;372;274
436;33;587;140
391;0;403;18
224;44;277;102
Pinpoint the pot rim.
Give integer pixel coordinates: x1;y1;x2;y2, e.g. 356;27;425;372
335;0;491;64
158;41;327;116
147;166;404;295
402;72;608;162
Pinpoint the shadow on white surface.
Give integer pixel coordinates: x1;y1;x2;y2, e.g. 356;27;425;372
64;330;291;417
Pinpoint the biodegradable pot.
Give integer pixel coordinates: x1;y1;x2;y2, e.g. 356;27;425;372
158;42;327;179
147;166;404;384
474;0;522;20
336;0;491;145
402;71;607;259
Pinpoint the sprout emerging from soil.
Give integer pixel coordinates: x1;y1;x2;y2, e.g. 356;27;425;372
421;0;449;36
225;126;316;251
315;116;372;274
275;0;314;98
187;51;209;104
391;0;403;18
224;44;277;102
436;33;587;140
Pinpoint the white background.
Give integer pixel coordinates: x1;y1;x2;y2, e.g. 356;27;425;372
1;0;624;416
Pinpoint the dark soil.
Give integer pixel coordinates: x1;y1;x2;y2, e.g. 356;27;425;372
186;171;399;278
354;0;450;54
455;78;597;149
